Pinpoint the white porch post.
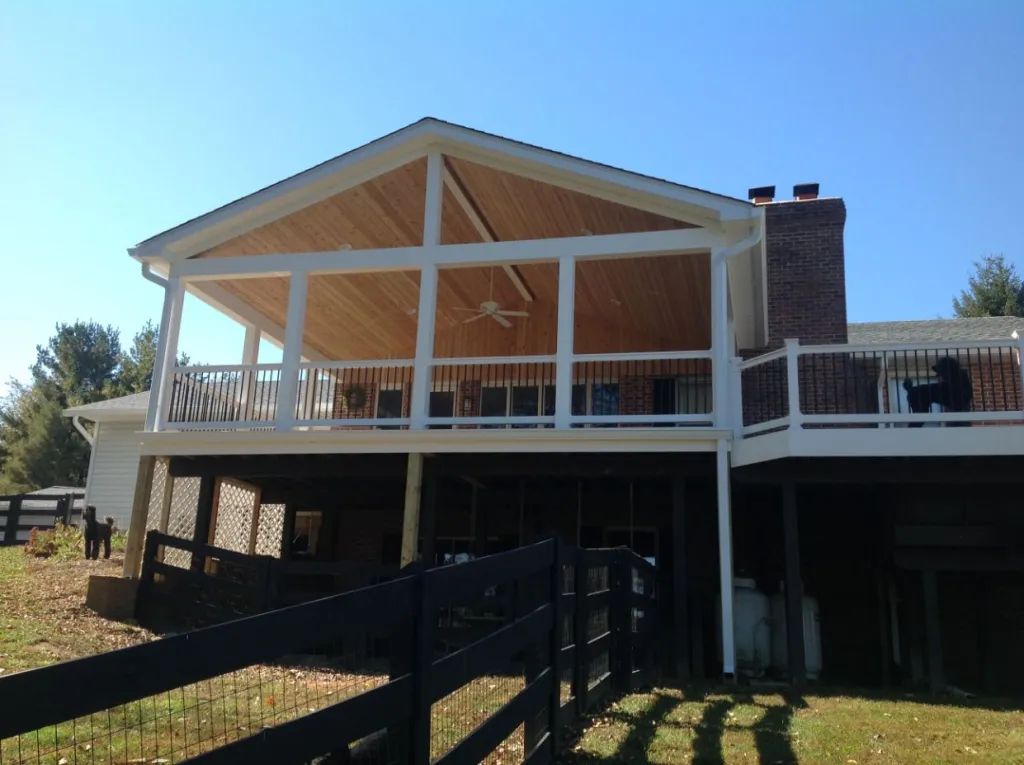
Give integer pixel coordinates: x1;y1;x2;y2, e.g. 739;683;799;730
150;276;185;431
716;438;736;676
276;273;308;430
239;325;260;417
785;338;801;428
710;251;730;429
241;324;261;364
410;151;443;429
554;255;576;428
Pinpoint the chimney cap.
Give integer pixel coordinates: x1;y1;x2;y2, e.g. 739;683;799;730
793;183;820;200
748;185;775;203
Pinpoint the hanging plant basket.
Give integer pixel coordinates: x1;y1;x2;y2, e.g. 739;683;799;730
341;384;368;411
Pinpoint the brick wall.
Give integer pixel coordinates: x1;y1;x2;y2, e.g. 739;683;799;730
763;198;848;348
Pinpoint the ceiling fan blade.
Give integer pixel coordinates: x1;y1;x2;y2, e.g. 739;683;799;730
452;306;480;312
462;313;488;325
490;313;514;329
496;310;529;317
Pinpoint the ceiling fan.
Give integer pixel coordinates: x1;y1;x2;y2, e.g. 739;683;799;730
452;268;530;329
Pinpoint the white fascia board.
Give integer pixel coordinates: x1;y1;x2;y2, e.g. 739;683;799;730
63;409;148;424
138;427;732;457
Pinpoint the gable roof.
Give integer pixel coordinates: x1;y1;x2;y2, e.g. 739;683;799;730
848;316;1024;344
63;391;150;422
130;117;756;262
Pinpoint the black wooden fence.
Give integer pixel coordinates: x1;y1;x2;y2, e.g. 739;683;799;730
135;532;403;628
0;537;657;765
0;492;84;546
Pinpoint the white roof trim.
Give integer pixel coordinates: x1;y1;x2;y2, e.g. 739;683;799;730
63;393;150;423
130;118;756;264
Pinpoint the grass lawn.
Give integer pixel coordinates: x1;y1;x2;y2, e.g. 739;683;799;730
567;685;1024;765
0;543;152;673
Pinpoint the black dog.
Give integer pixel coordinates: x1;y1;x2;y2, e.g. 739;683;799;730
83;505;114;560
903;356;973;427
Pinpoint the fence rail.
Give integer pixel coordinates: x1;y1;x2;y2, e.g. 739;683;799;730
0;492;84;546
0;538;656;765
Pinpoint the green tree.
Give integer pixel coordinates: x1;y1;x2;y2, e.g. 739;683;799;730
116;320;160;395
952;254;1024;317
0;319;179;492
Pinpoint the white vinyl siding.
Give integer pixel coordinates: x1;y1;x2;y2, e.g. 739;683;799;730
86;421;143;529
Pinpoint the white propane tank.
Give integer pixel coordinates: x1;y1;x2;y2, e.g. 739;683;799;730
770;584;822;680
733;578;772;678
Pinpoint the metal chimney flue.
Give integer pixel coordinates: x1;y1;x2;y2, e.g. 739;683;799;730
793;183;819;201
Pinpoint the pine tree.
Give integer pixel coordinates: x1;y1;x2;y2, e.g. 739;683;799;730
952;254;1024;317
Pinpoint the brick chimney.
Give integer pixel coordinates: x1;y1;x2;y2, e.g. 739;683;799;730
763;186;847;347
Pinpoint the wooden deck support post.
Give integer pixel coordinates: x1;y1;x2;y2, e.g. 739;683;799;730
123;455;156;578
420;472;437;568
782;481;806;686
191;476;217;572
922;569;945;693
671;476;690;680
401;453;424;568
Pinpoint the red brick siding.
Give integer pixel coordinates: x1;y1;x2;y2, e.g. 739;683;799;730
762;198;848;349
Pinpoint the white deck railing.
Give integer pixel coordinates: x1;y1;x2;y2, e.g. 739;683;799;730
157;350;717;432
736;338;1024;438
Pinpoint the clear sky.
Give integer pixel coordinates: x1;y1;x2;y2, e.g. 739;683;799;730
2;1;1022;391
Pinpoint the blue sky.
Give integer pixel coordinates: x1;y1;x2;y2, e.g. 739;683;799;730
2;1;1022;391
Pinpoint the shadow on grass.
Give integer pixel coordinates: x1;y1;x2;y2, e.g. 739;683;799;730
612;693;678;761
692;698;733;764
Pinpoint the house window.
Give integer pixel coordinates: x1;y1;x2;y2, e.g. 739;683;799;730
291;510;322;558
480;386;509;425
677;375;712;414
376;389;403;419
591;383;620;415
429;391;455;429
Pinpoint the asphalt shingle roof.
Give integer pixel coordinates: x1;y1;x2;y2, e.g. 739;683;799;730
848;316;1024;344
63;390;150;418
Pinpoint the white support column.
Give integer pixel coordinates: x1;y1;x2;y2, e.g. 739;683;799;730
241;324;261;364
239;325;261;416
150;276;185;431
710;252;730;429
276;273;308;430
784;338;801;428
554;255;576;429
410;152;443;429
715;438;736;676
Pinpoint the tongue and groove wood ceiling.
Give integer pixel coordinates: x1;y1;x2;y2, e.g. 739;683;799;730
196;157;711;359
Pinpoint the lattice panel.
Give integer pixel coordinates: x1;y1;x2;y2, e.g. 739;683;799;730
164;477;200;568
144;459;169;531
255;504;285;558
212;479;257;554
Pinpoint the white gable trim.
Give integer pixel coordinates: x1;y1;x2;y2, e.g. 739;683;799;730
130;119;756;264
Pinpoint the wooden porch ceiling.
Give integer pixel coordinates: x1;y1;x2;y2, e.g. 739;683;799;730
212;252;710;360
194;155;709;359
